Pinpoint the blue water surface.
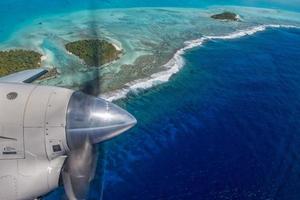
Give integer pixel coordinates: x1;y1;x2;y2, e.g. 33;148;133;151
44;27;300;200
90;28;300;200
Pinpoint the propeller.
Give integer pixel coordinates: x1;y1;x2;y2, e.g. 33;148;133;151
62;135;97;200
62;92;136;200
60;1;135;199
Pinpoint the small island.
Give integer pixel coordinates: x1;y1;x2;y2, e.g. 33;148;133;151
211;12;239;21
0;49;42;76
65;39;121;67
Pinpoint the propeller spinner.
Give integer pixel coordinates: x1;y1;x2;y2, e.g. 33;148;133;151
62;91;136;200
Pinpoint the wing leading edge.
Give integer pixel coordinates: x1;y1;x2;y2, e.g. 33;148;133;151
0;69;48;83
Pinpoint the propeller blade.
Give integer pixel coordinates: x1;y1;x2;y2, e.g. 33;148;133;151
63;91;136;200
62;136;98;200
80;0;103;97
62;1;135;199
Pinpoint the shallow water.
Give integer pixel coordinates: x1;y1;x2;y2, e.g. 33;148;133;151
1;6;300;99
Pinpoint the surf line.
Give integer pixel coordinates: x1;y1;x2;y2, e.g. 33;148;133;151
101;24;300;102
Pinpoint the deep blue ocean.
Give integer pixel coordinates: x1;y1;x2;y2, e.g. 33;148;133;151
43;27;300;199
104;28;300;200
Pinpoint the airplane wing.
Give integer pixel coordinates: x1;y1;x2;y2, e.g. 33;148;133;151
0;68;48;83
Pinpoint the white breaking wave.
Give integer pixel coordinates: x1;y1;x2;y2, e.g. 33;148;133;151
100;24;299;102
206;24;298;40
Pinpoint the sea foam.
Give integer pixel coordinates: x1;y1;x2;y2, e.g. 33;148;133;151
101;24;299;102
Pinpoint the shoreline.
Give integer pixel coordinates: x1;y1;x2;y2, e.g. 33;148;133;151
100;24;299;102
2;6;300;100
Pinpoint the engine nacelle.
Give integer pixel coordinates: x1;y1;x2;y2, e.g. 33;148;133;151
0;81;136;199
0;82;72;200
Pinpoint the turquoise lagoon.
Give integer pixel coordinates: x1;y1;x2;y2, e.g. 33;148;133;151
0;6;300;100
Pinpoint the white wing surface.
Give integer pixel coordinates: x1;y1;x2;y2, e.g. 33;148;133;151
0;69;48;83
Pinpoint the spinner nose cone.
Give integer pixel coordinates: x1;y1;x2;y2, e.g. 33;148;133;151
66;92;137;148
89;102;137;142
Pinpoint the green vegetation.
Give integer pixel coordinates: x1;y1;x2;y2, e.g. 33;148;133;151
211;12;239;21
65;39;121;67
0;49;42;77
